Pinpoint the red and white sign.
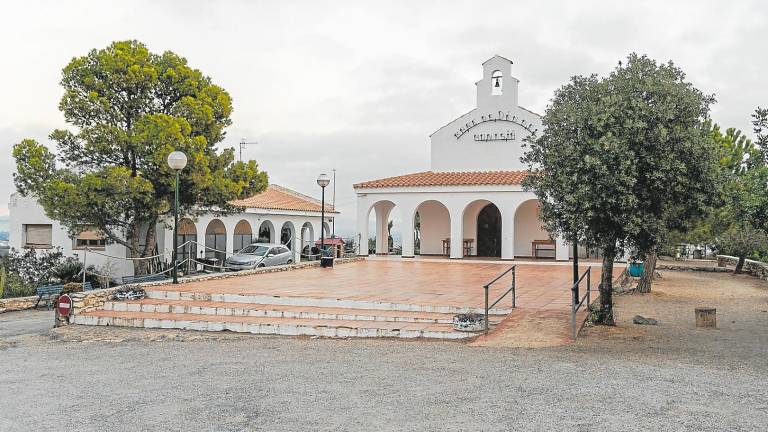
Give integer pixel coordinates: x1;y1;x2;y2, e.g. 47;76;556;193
57;294;73;317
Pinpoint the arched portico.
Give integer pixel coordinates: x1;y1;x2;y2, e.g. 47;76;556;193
414;200;450;255
205;219;227;263
177;218;197;264
233;220;253;252
300;222;314;259
513;199;551;258
281;221;295;249
257;220;275;243
366;200;402;255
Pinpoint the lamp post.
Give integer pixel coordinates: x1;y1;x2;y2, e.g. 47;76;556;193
167;151;188;284
317;173;330;264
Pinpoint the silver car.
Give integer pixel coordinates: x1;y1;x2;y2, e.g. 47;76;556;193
225;243;294;270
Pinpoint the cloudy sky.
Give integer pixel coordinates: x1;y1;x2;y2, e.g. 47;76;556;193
1;0;765;235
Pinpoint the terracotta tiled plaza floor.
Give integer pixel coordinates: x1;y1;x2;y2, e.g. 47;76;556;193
165;260;603;311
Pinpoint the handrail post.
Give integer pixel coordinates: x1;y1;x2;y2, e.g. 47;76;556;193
82;248;88;286
571;276;577;339
484;284;489;334
586;267;591;307
512;267;516;308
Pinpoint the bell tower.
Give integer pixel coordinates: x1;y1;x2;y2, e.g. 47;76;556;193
476;55;519;109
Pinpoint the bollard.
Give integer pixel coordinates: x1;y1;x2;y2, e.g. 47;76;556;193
695;307;716;328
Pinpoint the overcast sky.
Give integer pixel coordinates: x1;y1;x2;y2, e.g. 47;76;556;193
1;0;765;235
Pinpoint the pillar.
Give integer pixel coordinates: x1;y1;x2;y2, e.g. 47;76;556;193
501;205;515;260
400;207;415;258
449;208;463;259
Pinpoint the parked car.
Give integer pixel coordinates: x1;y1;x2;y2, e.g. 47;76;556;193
225;243;293;270
0;240;9;258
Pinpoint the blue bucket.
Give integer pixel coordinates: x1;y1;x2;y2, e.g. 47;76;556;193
628;262;644;277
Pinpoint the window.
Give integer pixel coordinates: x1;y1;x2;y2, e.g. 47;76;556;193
74;227;106;249
491;70;503;95
23;224;53;248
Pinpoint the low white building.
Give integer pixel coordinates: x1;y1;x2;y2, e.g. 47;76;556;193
354;55;569;260
8;184;336;278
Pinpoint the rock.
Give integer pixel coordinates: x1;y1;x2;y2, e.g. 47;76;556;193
633;315;658;325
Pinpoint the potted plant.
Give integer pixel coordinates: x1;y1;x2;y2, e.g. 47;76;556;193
452;312;486;332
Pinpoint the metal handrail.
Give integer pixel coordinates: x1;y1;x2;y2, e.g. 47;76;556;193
570;267;594;340
483;265;516;334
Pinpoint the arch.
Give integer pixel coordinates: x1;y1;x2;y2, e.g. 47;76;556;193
177;218;197;265
322;222;331;239
233;220;253;252
205;219;227;262
462;199;502;258
367;200;402;255
491;70;503;95
281;221;295;250
413;200;450;255
514;199;550;258
257;220;275;243
300;222;314;260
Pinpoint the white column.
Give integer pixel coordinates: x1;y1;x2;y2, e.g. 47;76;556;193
376;207;389;254
400;207;415;258
556;235;569;261
449;208;463;259
293;236;301;262
357;210;369;256
501;206;515;260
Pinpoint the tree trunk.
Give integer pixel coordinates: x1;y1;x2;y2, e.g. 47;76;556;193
735;256;745;274
595;243;616;326
128;221;149;276
636;250;658;293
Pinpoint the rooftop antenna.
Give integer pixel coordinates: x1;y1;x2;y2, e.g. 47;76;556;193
239;138;259;162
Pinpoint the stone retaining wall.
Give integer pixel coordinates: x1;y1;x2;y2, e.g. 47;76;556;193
655;264;731;273
67;257;366;324
716;255;768;281
0;295;38;314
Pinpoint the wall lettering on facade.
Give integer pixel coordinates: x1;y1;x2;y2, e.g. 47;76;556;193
453;110;536;139
474;130;516;142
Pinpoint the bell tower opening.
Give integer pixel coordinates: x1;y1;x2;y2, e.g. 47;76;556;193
491;70;503;95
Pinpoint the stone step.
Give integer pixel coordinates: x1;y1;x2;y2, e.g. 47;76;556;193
101;299;495;325
143;289;512;315
73;310;478;340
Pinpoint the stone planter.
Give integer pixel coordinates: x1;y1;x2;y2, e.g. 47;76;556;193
452;313;486;332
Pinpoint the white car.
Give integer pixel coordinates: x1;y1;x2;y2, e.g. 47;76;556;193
225;243;294;270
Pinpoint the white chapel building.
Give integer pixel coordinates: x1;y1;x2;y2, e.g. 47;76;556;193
354;55;569;261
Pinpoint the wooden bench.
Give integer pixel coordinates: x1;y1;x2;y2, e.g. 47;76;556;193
531;240;556;258
121;273;166;285
35;282;94;308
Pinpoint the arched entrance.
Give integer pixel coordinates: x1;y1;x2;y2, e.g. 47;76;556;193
300;222;314;260
477;203;502;257
177;218;197;265
414;200;450;255
514;199;550;258
233;220;253;252
281;221;295;250
205;219;227;263
257;220;274;243
367;200;401;255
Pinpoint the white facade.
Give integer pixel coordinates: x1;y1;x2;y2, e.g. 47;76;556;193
355;56;569;261
8;185;336;279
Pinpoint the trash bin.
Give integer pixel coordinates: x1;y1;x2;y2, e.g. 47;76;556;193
628;262;644;277
321;256;334;268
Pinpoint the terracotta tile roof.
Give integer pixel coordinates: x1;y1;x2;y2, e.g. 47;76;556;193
353;170;529;189
230;184;338;213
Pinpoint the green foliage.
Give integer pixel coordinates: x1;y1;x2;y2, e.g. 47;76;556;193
752;106;768;166
707;122;757;175
715;224;768;260
523;53;718;255
50;258;102;288
0;266;5;298
1;247;67;286
12;40;268;273
3;273;35;298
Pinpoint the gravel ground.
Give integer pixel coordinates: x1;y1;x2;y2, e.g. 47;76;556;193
1;270;767;432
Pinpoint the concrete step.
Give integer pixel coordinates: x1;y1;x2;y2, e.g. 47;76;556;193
143;289;512;315
73;310;478;340
101;299;494;324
